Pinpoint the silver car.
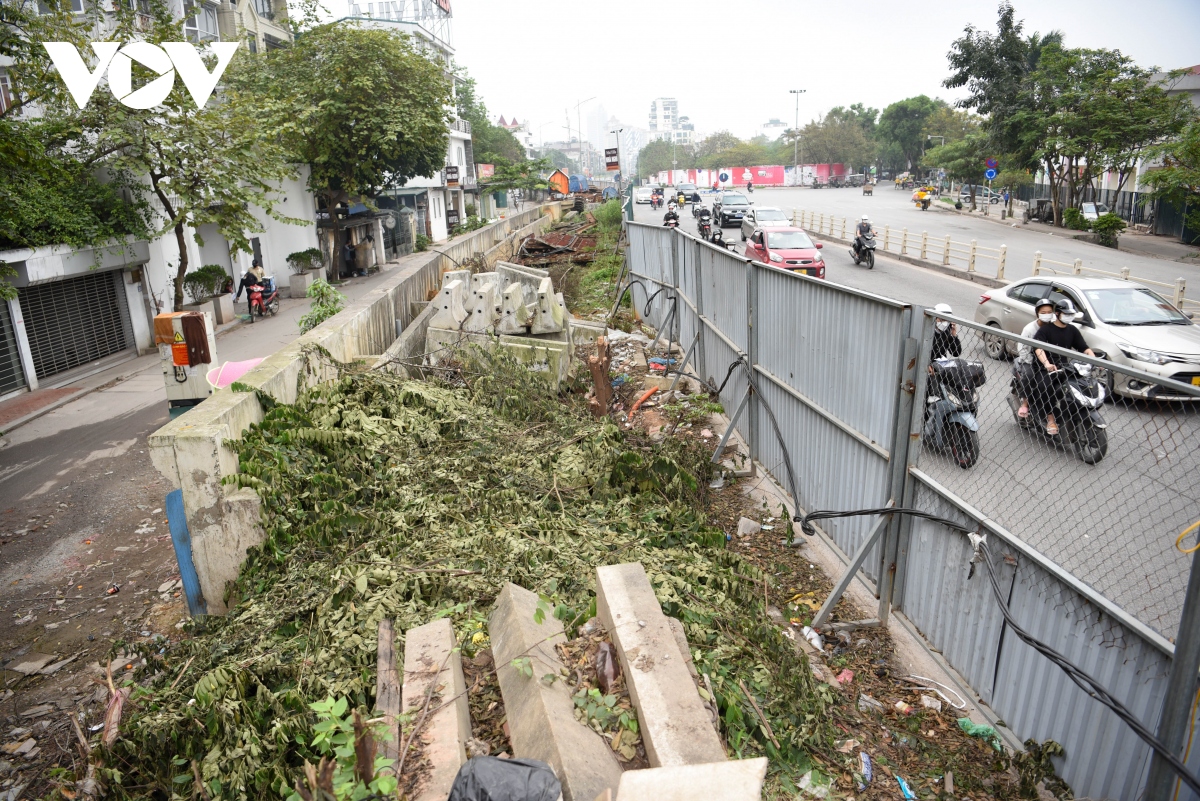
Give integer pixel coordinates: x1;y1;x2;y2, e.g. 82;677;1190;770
975;275;1200;400
740;206;791;240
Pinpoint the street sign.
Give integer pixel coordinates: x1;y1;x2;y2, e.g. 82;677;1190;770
985;158;998;169
604;148;620;171
445;165;459;187
985;168;998;180
719;171;730;183
446;207;460;227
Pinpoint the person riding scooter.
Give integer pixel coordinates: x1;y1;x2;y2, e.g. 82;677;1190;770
1031;299;1095;436
235;259;266;303
1014;298;1056;419
931;303;962;359
852;215;874;260
663;203;680;228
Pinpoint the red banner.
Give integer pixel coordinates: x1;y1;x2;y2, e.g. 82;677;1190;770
477;163;494;178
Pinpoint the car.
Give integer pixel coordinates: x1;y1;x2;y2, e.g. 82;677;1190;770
958;185;1002;204
634;187;653;204
713;191;752;227
975;275;1200;400
675;183;698;196
1081;202;1110;221
740;206;791;240
744;227;825;279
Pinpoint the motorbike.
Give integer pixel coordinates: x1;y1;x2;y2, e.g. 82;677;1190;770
709;227;734;249
1007;360;1108;464
746;184;754;194
811;179;824;190
663;215;680;229
850;231;877;269
696;209;712;240
247;275;280;321
924;357;986;469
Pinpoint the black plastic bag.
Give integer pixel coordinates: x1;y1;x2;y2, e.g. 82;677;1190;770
447;756;562;801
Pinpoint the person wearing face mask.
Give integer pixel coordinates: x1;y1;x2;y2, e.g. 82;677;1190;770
930;303;962;359
1031;298;1095;435
1014;299;1056;419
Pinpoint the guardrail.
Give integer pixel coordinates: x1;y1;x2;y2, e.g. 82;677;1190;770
793;208;1195;312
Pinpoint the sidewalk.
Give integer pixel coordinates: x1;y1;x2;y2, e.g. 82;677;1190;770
0;257;419;437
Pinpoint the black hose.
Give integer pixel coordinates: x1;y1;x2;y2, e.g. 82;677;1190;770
797;505;1200;796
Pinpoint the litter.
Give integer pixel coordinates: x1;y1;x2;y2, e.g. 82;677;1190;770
834;669;854;686
857;694;884;714
801;626;824;651
957;717;1003;751
857;752;872;791
446;755;561;801
736;517;761;537
896;774;916;799
902;674;967;710
595;641;620;695
834;738;859;753
920;695;942;712
106;583;120;595
894;700;914;716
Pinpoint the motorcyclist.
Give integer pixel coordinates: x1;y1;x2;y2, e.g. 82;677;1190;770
1031;298;1096;435
853;215;873;259
1014;298;1055;419
663;203;680;227
746;179;754;193
930;303;962;359
235;259;266;302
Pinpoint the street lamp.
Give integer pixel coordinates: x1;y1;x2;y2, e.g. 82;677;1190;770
609;127;624;197
573;96;597;173
790;89;806;184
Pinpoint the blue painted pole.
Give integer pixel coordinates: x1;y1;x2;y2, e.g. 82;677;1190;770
165;489;207;616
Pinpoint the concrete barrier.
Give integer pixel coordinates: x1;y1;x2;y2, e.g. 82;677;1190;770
613;758;768;800
402;618;471;801
149;206;556;612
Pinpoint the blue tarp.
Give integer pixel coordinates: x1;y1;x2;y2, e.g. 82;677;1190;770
568;175;589;193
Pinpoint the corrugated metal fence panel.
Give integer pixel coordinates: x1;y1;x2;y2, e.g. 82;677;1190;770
902;479;1011;705
704;245;749;354
993;557;1171;799
677;238;701;360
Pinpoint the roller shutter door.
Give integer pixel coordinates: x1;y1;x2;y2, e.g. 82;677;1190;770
0;302;26;396
18;269;134;380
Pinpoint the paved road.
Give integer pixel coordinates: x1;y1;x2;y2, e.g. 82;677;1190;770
632;196;1200;640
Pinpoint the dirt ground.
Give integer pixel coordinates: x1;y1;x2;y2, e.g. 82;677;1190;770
0;444;188;799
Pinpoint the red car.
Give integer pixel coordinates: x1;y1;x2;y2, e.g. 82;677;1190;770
744;226;825;279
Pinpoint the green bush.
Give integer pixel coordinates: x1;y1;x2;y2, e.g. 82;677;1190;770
449;215;488;236
286;247;324;274
414;233;431;252
298;278;346;333
1092;213;1127;248
593;198;623;230
182;264;229;303
1062;207;1090;230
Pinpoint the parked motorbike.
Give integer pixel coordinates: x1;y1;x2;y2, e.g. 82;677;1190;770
1007;361;1108;464
924;357;986;469
811;179;824;189
850;231;877;269
248;276;280;321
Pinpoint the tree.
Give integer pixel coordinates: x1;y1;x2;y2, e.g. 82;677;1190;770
922;106;980;145
695;131;741;162
539;148;579;174
1141;120;1200;243
240;20;451;278
877;96;942;171
800;111;874;170
483;157;551;209
923;135;989;209
635;138;694;177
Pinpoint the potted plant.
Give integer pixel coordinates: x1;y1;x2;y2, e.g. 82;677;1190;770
287;248;325;297
180;264;229;321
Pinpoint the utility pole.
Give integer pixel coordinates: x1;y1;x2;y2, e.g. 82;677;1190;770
790;89;806;186
1146;531;1200;798
574;96;596;174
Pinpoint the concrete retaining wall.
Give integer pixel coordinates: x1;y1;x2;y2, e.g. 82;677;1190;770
149;205;559;613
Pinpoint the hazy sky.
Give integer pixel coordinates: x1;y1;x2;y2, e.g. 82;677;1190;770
436;0;1200;144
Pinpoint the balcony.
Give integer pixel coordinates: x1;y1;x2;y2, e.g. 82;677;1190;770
451;117;472;135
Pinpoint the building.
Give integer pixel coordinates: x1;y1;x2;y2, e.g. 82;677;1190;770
648;97;694;145
0;0;319;403
499;115;537;159
762;118;788;136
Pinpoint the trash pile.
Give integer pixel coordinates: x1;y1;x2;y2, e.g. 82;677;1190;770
515;211;599;268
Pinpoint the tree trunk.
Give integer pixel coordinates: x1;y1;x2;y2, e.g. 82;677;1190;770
326;191;343;281
173;219;189;311
970;186;977;212
1047;163;1062;227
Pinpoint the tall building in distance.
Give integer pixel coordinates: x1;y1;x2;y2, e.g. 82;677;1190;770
649;97;694;145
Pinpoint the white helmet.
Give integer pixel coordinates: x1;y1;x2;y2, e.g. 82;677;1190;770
668;202;677;210
934;303;953;315
861;214;870;221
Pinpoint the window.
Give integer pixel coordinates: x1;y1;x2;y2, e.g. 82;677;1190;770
456;146;464;166
1009;282;1050;306
0;74;12;115
38;0;85;13
184;0;219;42
1048;286;1091;325
247;35;258;53
253;0;272;16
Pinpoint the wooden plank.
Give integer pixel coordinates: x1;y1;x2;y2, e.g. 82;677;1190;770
376;618;401;763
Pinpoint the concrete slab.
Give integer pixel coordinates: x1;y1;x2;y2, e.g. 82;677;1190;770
489;583;622;801
613;758;768;801
596;563;726;767
401;618;471;801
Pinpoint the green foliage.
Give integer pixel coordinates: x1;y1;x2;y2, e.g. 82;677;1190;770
923;134;990;207
450;215;488;236
414;234;431;252
484;157;552;196
1091;213;1126;248
181;265;228;303
456;74;526;164
298;279;346;333
1062;207;1089;231
876;96;943;170
281;698;397;801
1142;119;1200;242
287;248;325;274
593;199;624;230
797;110;875;169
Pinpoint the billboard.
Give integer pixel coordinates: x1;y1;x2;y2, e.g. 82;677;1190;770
477;163;494;179
605;148;620;171
445;165;459;186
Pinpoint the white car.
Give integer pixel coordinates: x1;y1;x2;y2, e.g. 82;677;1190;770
976;275;1200;400
1081;202;1110;221
740;206;791;240
634;187;653;204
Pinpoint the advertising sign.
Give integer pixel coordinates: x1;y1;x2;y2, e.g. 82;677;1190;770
477;163;494;179
447;207;460;227
445;165;459;186
604;148;620;171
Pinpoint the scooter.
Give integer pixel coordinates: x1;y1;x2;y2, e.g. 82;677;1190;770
248;276;280;321
923;357;985;468
850;232;877;269
696;209;712;240
709;227;734;250
1007;361;1108;464
663;214;680;229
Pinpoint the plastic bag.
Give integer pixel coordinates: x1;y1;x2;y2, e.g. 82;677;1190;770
447;756;562;801
956;717;1003;752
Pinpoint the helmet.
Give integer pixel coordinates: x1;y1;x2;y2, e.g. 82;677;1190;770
1035;297;1055;312
1055;298;1077;315
933;303;953;316
668;202;677;210
861;214;870;221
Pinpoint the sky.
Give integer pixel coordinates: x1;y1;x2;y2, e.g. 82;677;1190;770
431;0;1200;146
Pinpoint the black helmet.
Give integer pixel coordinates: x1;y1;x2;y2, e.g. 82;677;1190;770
1055;298;1077;315
1035;297;1055;312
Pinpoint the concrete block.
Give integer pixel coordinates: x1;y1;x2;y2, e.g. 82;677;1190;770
613;758;768;801
490;583;622;801
497;262;550;306
666;618;699;681
211;292;237;323
441;269;471;290
289;270;316;300
568;318;607;347
429;279;468;330
531;277;565;335
496;282;532;335
498;335;570;386
470;271;500;297
596;563;726;767
463;283;498;333
401;618;471;801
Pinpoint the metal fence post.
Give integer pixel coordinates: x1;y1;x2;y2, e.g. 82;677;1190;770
1176;278;1187;308
901;227;909;256
968;239;977;272
671;230;681;346
997;245;1007;280
883;225;890;251
1033;250;1042;275
943;235;951;265
879;305;920;624
920;231;928;260
1145;543;1200;798
1073;258;1083;275
746;259;760;461
791;209;797;226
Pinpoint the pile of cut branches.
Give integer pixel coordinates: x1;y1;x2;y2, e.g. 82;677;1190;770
102;351;834;799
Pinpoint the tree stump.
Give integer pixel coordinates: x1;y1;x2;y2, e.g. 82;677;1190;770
587;337;612;419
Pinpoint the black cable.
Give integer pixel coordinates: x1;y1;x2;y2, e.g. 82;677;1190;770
798;505;1200;795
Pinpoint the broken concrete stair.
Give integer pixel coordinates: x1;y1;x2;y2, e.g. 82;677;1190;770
401;618;471;801
596;563;726;767
490;583;622;801
613;757;768;800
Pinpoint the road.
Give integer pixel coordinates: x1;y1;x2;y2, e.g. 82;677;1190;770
632;195;1200;640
